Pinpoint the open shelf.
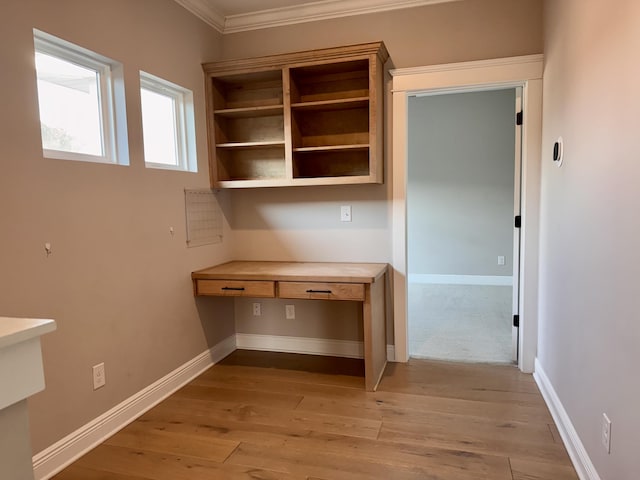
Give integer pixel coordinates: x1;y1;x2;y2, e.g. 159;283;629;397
210;70;283;109
289;59;370;103
214;112;284;144
293;149;371;179
203;42;388;188
290;97;369;112
291;106;369;149
214;105;284;118
216;145;286;182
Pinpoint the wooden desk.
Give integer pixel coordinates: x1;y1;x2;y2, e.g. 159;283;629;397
192;261;388;391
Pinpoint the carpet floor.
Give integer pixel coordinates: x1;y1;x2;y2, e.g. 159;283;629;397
408;282;514;364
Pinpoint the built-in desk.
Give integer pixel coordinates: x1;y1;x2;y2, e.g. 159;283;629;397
192;261;388;391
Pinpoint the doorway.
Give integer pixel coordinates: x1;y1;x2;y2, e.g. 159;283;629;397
390;54;543;372
406;88;521;364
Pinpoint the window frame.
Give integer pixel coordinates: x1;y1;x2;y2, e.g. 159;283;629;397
139;71;197;172
33;29;129;165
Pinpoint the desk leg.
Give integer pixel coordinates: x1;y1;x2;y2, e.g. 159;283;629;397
363;274;387;391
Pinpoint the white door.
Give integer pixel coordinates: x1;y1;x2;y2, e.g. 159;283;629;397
512;87;523;362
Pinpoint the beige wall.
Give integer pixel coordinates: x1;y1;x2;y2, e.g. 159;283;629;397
222;0;543;343
408;89;516;276
0;0;233;453
539;1;640;477
222;0;543;67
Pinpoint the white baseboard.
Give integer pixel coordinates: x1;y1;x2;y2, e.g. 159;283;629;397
387;344;396;362
533;358;602;480
236;333;363;358
236;333;396;363
409;274;513;286
32;334;237;480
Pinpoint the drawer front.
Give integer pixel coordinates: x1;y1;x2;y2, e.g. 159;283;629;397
278;282;365;301
196;280;275;298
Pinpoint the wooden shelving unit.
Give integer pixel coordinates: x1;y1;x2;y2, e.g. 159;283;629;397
203;42;389;188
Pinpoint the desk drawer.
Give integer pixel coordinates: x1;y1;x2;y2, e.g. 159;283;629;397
196;280;275;298
278;282;365;301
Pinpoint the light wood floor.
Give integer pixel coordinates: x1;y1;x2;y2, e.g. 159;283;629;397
52;351;577;480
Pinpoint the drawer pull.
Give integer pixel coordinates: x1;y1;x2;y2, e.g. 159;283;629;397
306;289;332;294
222;287;245;291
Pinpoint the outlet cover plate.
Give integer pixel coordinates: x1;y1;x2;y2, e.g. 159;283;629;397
285;304;295;319
93;363;106;390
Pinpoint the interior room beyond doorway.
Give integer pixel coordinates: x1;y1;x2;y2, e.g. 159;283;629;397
407;89;518;364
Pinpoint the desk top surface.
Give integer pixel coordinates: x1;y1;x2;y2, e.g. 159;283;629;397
0;317;56;350
192;261;387;283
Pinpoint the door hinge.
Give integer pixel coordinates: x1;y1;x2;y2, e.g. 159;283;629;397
516;111;523;126
513;315;520;327
515;215;521;228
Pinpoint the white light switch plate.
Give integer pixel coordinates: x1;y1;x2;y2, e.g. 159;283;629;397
340;205;352;222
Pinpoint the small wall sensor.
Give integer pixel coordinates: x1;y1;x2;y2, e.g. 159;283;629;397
553;137;564;167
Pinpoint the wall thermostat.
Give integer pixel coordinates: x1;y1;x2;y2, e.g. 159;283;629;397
553;137;564;167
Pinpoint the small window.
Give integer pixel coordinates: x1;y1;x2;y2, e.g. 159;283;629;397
140;72;197;172
33;29;129;165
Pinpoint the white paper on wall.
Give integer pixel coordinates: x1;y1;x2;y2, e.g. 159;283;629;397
184;189;222;247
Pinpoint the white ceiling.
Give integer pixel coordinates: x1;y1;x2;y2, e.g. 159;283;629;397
208;0;318;16
174;0;458;34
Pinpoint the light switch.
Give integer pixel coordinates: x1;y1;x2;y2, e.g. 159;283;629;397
340;205;352;222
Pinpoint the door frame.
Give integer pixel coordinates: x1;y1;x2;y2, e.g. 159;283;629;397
390;55;543;373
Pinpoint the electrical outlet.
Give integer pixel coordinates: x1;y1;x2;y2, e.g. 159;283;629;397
498;255;506;266
252;302;262;316
93;363;106;390
285;304;295;319
602;413;612;453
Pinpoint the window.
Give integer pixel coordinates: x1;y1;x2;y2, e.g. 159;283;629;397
33;29;129;165
140;72;197;172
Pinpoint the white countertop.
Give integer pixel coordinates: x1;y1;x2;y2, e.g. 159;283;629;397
0;316;56;411
0;317;56;350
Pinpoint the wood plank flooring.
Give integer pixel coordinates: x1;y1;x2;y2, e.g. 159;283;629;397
52;351;577;480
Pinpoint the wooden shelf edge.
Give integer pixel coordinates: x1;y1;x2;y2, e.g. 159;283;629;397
291;175;381;186
293;144;369;153
215;178;293;188
215;175;381;189
216;141;285;149
214;105;284;118
291;97;369;111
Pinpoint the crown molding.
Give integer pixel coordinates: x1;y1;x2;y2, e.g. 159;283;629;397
225;0;459;33
391;54;545;77
174;0;225;33
175;0;461;34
